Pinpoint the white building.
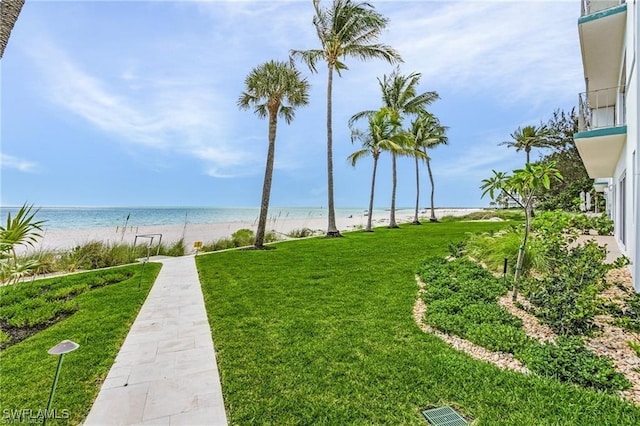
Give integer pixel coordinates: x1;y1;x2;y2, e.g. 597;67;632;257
575;0;639;291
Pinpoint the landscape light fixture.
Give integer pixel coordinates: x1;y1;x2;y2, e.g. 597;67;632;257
44;340;79;426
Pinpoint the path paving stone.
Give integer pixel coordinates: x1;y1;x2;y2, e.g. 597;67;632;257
84;255;227;425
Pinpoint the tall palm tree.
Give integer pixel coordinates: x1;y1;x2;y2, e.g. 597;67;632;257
348;108;405;232
238;60;309;248
499;123;552;164
291;0;401;237
350;69;439;228
409;113;448;223
0;0;25;59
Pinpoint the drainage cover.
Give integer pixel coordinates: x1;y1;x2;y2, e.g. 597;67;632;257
422;406;468;425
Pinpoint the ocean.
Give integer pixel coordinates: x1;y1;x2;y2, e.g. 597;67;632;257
0;206;383;231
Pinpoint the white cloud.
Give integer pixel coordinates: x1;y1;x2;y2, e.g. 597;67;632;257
379;1;583;106
26;37;263;177
0;153;38;172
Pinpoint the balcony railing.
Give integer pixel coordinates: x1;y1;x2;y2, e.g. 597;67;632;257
578;86;626;131
581;0;625;16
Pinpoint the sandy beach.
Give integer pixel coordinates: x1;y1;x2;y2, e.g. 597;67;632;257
26;208;483;254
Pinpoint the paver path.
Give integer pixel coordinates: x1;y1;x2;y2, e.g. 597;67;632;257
84;255;227;425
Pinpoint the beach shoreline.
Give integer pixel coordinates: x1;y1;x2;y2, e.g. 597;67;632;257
24;208;483;254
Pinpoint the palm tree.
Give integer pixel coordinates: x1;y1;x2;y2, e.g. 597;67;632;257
0;203;45;285
347;108;406;232
350;69;439;228
409;113;448;223
291;0;401;237
499;123;552;164
0;0;25;59
238;60;310;248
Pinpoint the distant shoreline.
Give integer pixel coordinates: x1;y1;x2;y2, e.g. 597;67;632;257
19;208;484;254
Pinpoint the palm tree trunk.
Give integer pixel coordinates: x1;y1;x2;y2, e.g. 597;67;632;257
255;113;278;248
366;156;378;232
412;156;421;225
0;0;25;59
389;153;399;228
427;156;437;222
325;65;341;237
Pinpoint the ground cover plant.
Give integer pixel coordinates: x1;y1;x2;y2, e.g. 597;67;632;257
0;263;160;424
418;258;629;392
197;222;640;425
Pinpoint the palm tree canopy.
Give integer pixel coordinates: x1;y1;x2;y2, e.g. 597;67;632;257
349;68;439;125
0;204;45;253
237;60;310;123
499;123;552;154
348;107;414;166
290;0;402;75
410;113;448;154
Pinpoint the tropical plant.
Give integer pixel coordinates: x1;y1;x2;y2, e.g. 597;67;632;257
350;69;438;227
347;107;407;232
291;0;401;237
0;204;45;285
535;108;594;212
238;60;309;248
409;113;448;223
481;163;562;300
500;123;553;165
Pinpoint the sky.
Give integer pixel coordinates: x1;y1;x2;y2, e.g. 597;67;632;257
1;0;584;208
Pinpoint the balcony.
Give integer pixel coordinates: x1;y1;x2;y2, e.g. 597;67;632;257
578;0;626;93
581;0;626;17
575;86;627;179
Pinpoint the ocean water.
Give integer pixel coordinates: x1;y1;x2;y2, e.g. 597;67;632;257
0;206;381;231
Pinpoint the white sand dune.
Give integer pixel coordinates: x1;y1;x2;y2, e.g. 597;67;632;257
24;208;482;254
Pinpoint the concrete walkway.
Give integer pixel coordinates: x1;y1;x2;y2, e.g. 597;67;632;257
84;255;227;425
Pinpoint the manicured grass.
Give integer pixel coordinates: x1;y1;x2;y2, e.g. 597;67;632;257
0;263;161;424
198;222;640;425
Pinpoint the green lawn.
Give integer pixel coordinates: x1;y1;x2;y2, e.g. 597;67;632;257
0;263;161;424
198;222;640;425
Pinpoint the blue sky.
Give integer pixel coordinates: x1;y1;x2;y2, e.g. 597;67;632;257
1;0;583;208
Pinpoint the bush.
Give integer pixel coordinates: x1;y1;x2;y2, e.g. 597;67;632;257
592;214;614;236
287;228;316;238
522;240;609;336
518;336;630;391
232;229;255;247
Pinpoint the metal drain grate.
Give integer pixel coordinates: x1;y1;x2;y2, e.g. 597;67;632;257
422;406;468;426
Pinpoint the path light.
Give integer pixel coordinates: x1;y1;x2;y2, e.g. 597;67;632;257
44;340;79;426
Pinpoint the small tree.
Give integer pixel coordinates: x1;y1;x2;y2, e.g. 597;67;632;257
0;204;45;285
481;163;562;300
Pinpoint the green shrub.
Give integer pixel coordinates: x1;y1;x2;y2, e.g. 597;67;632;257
592;214;614;236
522;240;609;336
214;238;236;251
232;229;255;247
263;231;279;243
287;228;316;238
611;292;640;333
518;336;630;392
